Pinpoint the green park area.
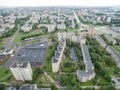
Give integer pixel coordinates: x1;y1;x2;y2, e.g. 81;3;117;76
113;45;120;54
86;36;120;86
0;68;11;79
32;68;50;84
14;30;43;42
42;41;58;72
60;40;84;72
0;68;13;82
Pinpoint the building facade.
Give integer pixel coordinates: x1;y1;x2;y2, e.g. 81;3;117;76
77;44;95;82
52;39;66;73
10;62;33;81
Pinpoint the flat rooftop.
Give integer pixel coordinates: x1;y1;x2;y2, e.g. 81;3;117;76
20;84;37;90
16;41;48;64
11;62;28;68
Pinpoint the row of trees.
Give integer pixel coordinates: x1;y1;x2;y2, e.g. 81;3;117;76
86;36;120;85
101;35;113;45
32;67;43;83
21;33;43;40
15;16;30;26
62;46;78;72
42;42;58;72
0;25;18;39
66;85;116;90
66;40;84;70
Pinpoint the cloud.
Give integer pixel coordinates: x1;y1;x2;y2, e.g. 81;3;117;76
0;0;119;7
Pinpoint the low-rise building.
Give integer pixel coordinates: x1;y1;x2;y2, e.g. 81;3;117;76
20;84;37;90
3;49;14;55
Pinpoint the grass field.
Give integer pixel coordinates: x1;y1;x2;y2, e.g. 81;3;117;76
0;68;11;80
42;42;58;72
14;30;42;42
37;74;50;84
113;45;120;54
87;37;120;85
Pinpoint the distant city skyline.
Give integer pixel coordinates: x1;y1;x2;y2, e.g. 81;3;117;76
0;0;120;7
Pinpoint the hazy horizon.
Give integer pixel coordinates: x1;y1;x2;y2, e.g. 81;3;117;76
0;0;120;7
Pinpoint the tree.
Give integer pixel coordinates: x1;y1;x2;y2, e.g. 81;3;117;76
75;23;79;29
32;23;38;29
0;84;6;90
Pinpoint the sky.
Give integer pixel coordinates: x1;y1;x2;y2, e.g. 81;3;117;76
0;0;120;7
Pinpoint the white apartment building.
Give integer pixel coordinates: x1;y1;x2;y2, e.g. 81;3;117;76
10;62;33;81
52;39;66;73
106;46;120;69
57;24;66;30
77;44;95;82
94;35;107;48
106;17;112;22
58;32;67;41
38;24;56;32
104;34;116;44
21;23;32;32
58;32;86;44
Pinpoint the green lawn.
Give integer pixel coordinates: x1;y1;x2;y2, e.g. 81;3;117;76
60;47;78;72
49;73;60;81
87;37;120;85
0;68;11;80
61;40;84;73
14;30;42;42
0;74;14;82
37;74;50;84
79;80;95;86
42;42;58;72
113;45;120;54
66;28;79;32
